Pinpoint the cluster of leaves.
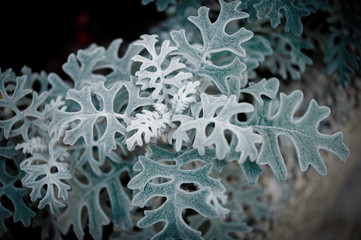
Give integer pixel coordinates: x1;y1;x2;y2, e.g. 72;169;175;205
145;0;361;86
0;0;353;239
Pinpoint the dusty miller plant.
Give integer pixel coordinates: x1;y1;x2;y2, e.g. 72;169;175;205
0;0;355;239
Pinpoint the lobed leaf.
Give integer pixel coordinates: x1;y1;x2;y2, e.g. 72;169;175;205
325;26;361;87
221;167;269;220
253;0;310;36
93;39;144;87
245;90;350;181
132;34;192;102
240;77;279;106
172;93;262;162
126;110;169;150
170;0;253;95
56;161;134;240
62;47;106;90
0;70;48;140
49;81;153;152
0;144;35;236
20;140;71;214
262;32;313;80
128;147;228;240
189;214;251;240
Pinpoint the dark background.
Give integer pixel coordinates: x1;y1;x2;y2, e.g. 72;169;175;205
0;2;165;75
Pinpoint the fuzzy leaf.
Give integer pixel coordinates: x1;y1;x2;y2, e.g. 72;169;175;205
172;93;262;162
246;90;350;181
263;33;313;80
253;0;310;36
142;0;176;12
48;73;71;98
171;81;200;114
56;161;134;240
69;137;125;176
49;81;153;152
239;35;273;77
189;214;252;240
221;167;269;220
48;39;143;97
238;0;262;22
225;137;262;184
0;145;35;236
20;141;71;213
188;214;251;240
15;136;47;154
126;110;169;150
240;77;279;106
170;0;253;95
0;70;48;140
93;39;144;87
325;26;361;87
132;34;192;102
20;66;49;94
188;165;268;239
128;147;228;240
62;47;106;89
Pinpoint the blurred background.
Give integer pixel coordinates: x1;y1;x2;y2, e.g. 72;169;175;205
0;2;165;74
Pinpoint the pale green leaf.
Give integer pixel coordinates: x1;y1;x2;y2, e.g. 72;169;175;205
246;90;350;181
172;93;262;162
254;0;310;36
170;0;253;95
49;81;153;152
20;140;71;214
128;147;228;240
56;161;134;240
132;34;192;102
0;70;48;140
0;145;35;236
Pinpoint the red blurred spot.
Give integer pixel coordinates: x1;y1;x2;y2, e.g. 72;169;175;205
76;31;90;46
76;11;91;28
75;11;91;46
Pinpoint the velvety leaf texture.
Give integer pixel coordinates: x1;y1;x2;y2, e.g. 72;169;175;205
189;214;251;240
56;161;134;240
172;93;262;163
188;165;268;239
240;77;280;106
221;167;269;220
225;138;263;184
170;0;253;94
128;147;228;240
63;47;107;90
132;34;192;102
245;90;350;181
49;81;153;152
254;0;310;36
0;145;35;236
142;0;176;12
0;70;47;140
126;109;169;150
263;33;313;80
325;26;361;87
20;140;71;213
93;39;144;87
